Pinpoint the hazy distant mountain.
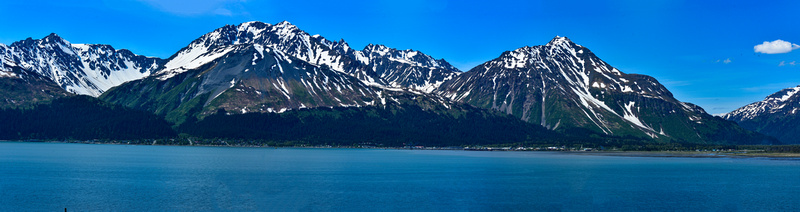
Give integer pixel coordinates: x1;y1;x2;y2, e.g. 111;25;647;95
435;36;773;144
0;34;161;96
723;85;800;143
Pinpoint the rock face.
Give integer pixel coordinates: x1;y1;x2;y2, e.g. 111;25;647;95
723;85;800;144
0;56;71;108
100;22;461;124
0;34;162;96
153;21;459;92
436;36;772;144
7;21;772;145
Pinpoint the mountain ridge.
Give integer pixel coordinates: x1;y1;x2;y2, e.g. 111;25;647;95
435;36;772;144
100;39;459;125
2;21;778;145
153;21;460;92
0;33;162;96
723;85;800;143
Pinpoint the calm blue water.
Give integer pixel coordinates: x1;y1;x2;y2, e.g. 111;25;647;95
2;142;800;211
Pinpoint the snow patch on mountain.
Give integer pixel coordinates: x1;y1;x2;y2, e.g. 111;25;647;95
622;101;653;131
724;85;800;121
0;45;17;78
436;36;685;138
159;45;237;80
1;34;161;96
154;21;459;93
777;86;800;102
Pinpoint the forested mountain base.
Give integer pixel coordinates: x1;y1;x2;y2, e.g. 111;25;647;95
0;96;176;140
178;103;567;147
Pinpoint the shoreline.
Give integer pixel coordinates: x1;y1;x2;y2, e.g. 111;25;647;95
4;140;800;159
564;151;800;159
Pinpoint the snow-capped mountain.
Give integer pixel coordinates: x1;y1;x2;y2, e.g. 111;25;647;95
0;33;162;96
101;36;458;124
0;53;71;108
361;44;460;92
100;20;462;123
723;85;800;121
723;85;800;143
154;21;459;92
0;45;17;77
435;36;770;144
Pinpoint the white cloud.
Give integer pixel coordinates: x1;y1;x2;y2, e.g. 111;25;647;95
713;58;732;64
754;39;800;54
778;61;797;66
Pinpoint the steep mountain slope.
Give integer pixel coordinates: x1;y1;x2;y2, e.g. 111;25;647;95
102;21;464;124
723;85;800;143
101;42;455;125
359;43;460;92
0;54;71;108
0;34;162;96
104;43;373;122
155;21;459;92
436;37;773;144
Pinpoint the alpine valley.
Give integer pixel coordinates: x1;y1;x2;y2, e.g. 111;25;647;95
0;21;779;147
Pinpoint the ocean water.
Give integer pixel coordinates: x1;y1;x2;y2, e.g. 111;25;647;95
2;142;799;211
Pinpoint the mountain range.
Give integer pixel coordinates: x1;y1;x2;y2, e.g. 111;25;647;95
99;21;464;125
0;34;161;97
153;21;459;92
0;21;783;146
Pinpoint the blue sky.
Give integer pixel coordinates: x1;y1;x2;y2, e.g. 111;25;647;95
1;0;799;115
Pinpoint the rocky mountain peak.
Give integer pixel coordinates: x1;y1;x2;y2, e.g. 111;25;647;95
722;85;800;144
434;36;761;143
546;36;573;46
157;21;460;93
766;85;800;102
2;34;162;96
275;20;294;27
723;85;800;122
42;33;69;44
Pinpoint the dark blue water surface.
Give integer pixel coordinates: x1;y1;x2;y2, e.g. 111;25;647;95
2;142;800;211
